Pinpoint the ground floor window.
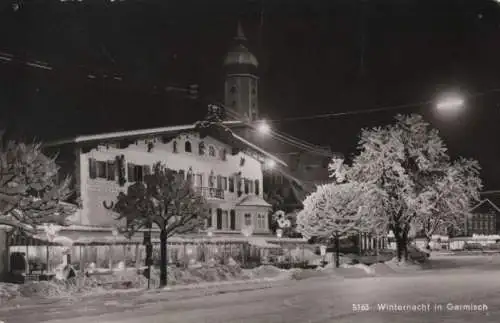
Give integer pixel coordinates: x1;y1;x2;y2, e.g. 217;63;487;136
257;214;266;229
223;210;229;229
244;213;252;226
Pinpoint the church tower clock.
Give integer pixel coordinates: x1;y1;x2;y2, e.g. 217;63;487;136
223;22;259;121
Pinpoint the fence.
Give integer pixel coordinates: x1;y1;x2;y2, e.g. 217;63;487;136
8;235;311;274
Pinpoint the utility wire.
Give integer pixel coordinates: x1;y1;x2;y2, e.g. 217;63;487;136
223;107;332;157
0;49;331;156
268;87;500;124
4;50;500;125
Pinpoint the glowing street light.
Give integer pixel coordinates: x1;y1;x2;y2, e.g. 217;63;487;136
436;96;465;111
435;93;466;117
256;120;271;135
265;159;276;169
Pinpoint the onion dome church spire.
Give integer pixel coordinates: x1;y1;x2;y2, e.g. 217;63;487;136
223;21;259;121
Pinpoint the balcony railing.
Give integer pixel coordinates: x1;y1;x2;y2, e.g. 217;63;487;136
195;187;224;199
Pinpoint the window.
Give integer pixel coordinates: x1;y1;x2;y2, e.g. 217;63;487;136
257;214;266;229
209;174;215;188
244;213;252;226
185;141;192;153
216;209;223;230
209;146;216;157
254;179;260;195
230;210;236;230
96;161;107;179
248;180;254;194
223;210;229;229
236;177;242;193
173;141;178;153
178;169;185;179
222;177;228;190
220;149;227;161
127;164;151;182
106;161;116;180
229;177;234;192
91;160;116;180
198;142;205;155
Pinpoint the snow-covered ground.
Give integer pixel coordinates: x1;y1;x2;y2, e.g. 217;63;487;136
1;255;500;322
2;263;500;323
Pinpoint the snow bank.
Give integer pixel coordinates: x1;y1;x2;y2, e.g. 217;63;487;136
245;265;284;279
337;263;375;276
384;258;424;271
0;283;21;305
370;263;397;275
353;263;375;275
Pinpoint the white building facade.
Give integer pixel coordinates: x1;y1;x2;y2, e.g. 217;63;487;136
48;122;285;237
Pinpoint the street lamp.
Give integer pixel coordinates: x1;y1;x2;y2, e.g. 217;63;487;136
435;94;465;116
256;120;271;135
265;159;276;169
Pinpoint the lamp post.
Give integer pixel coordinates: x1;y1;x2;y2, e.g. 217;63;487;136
241;225;253;266
111;228;118;270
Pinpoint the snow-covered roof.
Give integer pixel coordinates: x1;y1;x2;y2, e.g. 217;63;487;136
44;120;287;167
236;195;272;208
470;198;500;214
44;121;241;146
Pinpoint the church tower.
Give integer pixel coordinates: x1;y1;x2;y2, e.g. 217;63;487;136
223;22;259;121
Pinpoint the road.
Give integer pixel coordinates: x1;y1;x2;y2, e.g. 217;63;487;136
1;255;500;323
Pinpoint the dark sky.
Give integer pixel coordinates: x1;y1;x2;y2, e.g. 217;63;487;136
1;0;500;189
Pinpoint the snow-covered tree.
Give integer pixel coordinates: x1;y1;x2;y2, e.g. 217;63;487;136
297;182;386;266
345;114;482;261
328;155;348;184
413;157;482;249
104;162;209;287
0;137;75;280
0;140;74;230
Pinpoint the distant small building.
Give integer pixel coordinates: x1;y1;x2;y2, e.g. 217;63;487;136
464;199;500;236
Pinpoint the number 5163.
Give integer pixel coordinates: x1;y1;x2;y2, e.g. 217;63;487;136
353;304;370;312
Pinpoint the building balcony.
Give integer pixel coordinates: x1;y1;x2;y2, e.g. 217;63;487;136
195;187;224;199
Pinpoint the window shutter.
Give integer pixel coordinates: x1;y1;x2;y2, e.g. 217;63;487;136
127;163;135;182
89;158;97;179
207;209;212;227
230;210;236;230
216;175;222;189
216;209;223;230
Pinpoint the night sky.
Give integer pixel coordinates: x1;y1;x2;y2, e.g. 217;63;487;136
1;0;500;189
